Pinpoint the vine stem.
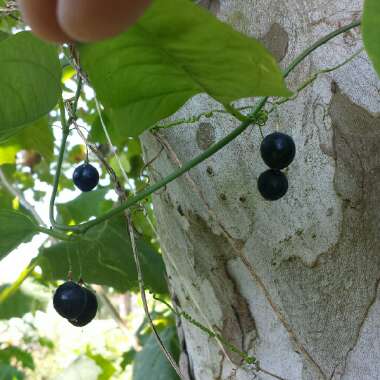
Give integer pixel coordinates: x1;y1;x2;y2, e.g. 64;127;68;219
127;216;186;380
49;77;82;228
0;258;38;303
48;19;361;236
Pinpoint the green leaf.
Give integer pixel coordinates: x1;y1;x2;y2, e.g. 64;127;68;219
0;211;39;260
86;349;116;380
0;364;24;380
56;188;113;225
0;117;54;164
0;347;34;370
120;349;136;370
133;326;180;380
0;32;61;141
79;0;289;137
363;0;380;78
0;283;47;319
39;215;168;294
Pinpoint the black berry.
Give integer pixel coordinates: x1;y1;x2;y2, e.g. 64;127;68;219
69;288;98;327
53;281;87;319
73;163;99;192
260;132;296;170
257;169;288;201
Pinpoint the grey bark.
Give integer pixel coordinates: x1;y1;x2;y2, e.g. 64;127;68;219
141;0;380;379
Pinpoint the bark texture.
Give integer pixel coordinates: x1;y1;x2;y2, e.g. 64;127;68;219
141;1;380;379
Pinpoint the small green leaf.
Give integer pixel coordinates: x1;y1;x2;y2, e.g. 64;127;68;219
86;349;116;380
0;32;61;141
39;215;168;294
0;211;39;260
0;347;34;370
79;0;289;137
363;0;380;78
120;349;136;370
133;326;180;380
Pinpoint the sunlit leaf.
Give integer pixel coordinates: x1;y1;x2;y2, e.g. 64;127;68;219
79;0;289;137
0;117;54;164
86;348;116;380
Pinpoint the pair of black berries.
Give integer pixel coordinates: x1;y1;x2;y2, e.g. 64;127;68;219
73;163;100;192
53;281;98;327
258;132;296;201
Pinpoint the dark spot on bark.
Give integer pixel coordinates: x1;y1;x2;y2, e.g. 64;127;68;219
196;122;216;151
260;23;289;62
177;205;184;216
331;80;338;94
206;166;214;176
239;195;246;203
219;193;227;201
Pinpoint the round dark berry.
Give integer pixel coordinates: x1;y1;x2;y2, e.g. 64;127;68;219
69;288;98;327
73;163;99;192
260;132;296;170
257;169;288;201
53;281;87;320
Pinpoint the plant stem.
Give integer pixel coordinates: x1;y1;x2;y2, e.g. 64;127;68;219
51;20;361;235
49;98;69;227
282;19;361;79
0;258;39;304
37;226;73;241
49;78;82;227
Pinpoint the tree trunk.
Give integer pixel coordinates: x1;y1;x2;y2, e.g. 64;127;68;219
141;0;380;379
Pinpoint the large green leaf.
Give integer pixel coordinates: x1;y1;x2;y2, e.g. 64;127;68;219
39;215;168;294
0;32;9;43
0;117;54;164
56;188;113;225
0;283;47;319
79;0;289;137
133;326;180;380
363;0;380;78
0;32;61;141
0;211;39;260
